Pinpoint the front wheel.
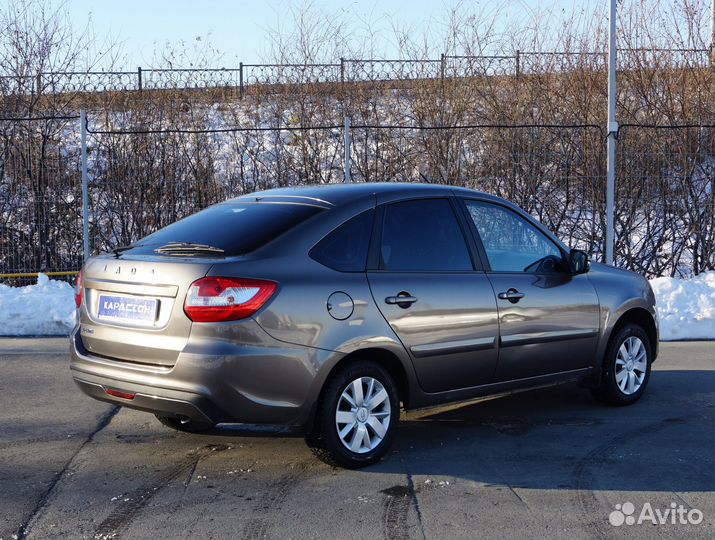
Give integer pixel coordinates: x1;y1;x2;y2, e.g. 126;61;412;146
307;360;400;468
591;323;652;406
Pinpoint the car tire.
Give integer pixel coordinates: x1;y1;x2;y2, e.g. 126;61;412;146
591;323;653;406
154;414;216;433
306;360;400;469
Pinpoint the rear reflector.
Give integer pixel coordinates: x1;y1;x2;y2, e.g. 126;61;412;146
105;388;135;400
184;277;277;322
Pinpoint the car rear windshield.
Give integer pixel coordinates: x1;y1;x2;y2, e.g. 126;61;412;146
127;202;323;256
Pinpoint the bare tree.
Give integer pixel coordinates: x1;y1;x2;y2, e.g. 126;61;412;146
1;0;714;278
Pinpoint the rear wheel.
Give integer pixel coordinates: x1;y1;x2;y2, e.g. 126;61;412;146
591;323;652;406
307;360;399;468
154;414;216;433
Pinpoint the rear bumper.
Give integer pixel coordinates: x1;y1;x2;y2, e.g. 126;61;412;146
72;376;219;424
69;322;337;427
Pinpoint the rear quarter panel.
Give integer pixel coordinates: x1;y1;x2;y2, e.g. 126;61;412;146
207;197;421;410
250;259;420;406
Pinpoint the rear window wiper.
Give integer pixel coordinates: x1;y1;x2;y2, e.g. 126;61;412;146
154;242;225;256
112;244;143;257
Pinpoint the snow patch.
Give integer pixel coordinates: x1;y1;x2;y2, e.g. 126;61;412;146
650;271;715;341
0;274;76;335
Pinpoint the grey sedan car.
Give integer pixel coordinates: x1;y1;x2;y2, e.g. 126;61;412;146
70;183;658;468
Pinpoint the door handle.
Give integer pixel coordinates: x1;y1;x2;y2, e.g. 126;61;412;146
498;288;525;304
385;292;418;308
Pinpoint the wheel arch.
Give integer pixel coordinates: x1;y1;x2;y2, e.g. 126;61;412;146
591;305;658;388
323;347;411;408
610;307;658;356
304;346;413;434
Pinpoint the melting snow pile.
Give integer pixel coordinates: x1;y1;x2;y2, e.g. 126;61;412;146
0;273;76;335
650;271;715;341
0;272;713;339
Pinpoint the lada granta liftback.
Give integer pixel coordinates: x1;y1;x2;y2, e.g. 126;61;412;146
70;183;658;468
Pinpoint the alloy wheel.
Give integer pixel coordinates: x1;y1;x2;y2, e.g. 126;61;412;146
615;336;647;395
335;376;391;454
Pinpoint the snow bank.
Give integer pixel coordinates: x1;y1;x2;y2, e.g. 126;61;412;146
0;272;713;340
650;271;715;341
0;274;76;336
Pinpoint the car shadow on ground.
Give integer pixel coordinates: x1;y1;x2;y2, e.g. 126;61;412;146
204;369;714;493
371;370;715;493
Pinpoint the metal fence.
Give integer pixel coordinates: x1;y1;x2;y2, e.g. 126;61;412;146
79;122;606;266
1;48;715;281
0;116;83;280
0;48;709;96
1;115;714;280
615;124;715;276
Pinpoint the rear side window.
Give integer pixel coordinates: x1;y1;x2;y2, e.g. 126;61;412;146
379;199;473;271
310;209;374;272
133;202;323;256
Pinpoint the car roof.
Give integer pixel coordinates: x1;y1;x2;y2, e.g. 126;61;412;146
231;182;568;252
233;182;494;208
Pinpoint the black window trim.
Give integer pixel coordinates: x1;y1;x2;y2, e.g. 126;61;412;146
456;197;569;275
366;196;483;273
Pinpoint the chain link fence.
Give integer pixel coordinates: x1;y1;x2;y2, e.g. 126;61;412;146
0;116;83;281
1;50;714;281
78;122;606;263
2;115;714;280
616;124;715;276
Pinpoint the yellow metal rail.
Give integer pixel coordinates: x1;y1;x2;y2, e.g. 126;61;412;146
0;271;79;279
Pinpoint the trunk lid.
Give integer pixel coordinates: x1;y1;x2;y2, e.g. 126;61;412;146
78;254;213;366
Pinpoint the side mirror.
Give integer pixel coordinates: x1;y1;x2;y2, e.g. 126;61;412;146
568;248;590;275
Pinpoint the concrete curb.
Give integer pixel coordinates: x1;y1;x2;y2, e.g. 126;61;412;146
0;337;69;354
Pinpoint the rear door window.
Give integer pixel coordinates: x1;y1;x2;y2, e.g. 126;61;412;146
310;209;374;272
131;202;323;256
379;199;473;271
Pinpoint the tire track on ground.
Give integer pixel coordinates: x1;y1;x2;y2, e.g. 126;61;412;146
0;432;86;451
381;465;426;540
572;417;686;539
240;461;314;540
382;485;412;540
94;443;231;539
16;405;119;540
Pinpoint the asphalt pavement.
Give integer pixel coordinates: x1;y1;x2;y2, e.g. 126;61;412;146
0;338;713;540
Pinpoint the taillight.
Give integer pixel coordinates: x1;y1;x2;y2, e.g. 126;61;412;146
184;277;277;322
74;270;83;308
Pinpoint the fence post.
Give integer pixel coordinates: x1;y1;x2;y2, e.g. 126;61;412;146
36;72;42;95
515;50;521;79
710;0;715;66
344;113;351;183
239;62;244;99
80;110;90;262
440;53;446;81
137;67;142;92
605;0;617;265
